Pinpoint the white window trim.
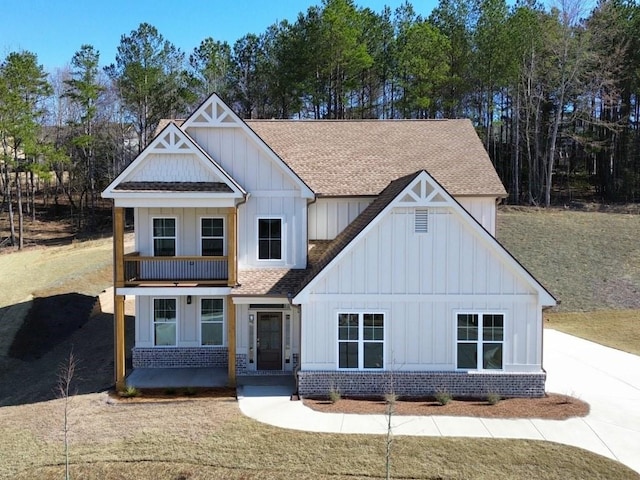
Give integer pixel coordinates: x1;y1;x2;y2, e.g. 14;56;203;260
256;216;284;262
152;297;178;347
336;311;386;370
454;311;505;371
199;216;226;256
199;297;226;346
151;216;178;256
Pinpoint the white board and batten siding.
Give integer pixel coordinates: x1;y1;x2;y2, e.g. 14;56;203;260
457;196;497;235
308;197;374;240
299;205;544;373
136;295;219;348
135;207;229;256
308;196;497;241
186;126;308;268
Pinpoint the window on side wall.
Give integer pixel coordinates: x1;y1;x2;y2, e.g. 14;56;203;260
153;298;177;346
201;298;224;346
338;312;384;369
258;218;282;260
456;313;504;370
153;218;176;256
201;218;224;256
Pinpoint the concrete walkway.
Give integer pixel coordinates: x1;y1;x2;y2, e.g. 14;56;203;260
238;330;640;475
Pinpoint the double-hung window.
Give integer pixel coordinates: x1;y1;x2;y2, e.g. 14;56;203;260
338;312;384;369
153;218;176;256
456;313;504;370
201;218;224;256
201;298;224;346
258;218;282;260
153;298;177;346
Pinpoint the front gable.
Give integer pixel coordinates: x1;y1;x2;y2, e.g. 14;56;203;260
294;171;555;306
181;94;314;198
102;123;245;206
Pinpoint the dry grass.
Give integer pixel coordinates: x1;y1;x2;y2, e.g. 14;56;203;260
546;309;640;355
0;237;115;309
497;207;640;312
0;393;636;480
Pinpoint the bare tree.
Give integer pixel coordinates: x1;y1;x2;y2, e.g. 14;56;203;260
57;350;77;480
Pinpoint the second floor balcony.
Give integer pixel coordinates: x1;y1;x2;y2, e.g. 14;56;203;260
123;253;229;286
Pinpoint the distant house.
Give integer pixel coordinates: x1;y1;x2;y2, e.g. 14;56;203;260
102;94;555;397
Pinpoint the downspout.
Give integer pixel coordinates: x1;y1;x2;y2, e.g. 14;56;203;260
290;195;317;398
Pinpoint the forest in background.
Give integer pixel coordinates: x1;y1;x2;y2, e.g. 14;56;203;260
1;0;640;248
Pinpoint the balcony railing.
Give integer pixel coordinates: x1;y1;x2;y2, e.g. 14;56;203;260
123;252;229;285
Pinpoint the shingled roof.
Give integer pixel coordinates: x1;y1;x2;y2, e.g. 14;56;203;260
114;182;233;192
246;119;506;198
293;171;421;296
162;117;507;198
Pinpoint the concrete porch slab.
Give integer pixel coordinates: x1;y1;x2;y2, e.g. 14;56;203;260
125;367;228;388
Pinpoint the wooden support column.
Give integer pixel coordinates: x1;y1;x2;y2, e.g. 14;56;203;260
114;294;126;390
227;206;237;287
227;296;236;387
113;207;126;389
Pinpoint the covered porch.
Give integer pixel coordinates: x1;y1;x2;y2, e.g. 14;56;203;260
125;367;296;391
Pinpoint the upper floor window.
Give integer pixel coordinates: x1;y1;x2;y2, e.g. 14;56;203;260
258;218;282;260
201;218;224;256
153;218;176;256
338;312;384;369
456;313;504;370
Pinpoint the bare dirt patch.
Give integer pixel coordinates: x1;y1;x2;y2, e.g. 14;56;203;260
304;393;589;420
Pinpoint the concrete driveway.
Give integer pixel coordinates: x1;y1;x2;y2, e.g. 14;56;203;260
238;329;640;475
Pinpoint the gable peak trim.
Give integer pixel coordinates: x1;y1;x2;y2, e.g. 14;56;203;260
102;121;246;199
182;93;241;129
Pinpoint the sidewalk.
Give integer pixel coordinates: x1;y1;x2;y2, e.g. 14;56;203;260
238;330;640;475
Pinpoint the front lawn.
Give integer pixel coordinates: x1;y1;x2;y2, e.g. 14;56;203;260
0;393;636;480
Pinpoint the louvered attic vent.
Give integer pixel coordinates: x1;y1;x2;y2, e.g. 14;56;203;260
415;209;429;233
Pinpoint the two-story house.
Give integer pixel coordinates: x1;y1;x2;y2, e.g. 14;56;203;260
102;94;555;398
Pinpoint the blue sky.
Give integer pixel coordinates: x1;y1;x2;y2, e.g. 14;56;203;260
1;0;438;73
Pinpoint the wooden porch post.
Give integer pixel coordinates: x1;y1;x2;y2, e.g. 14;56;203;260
113;207;126;389
227;296;236;386
227;207;237;287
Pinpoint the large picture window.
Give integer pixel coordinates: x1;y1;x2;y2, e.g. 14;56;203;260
153;218;176;256
456;313;504;370
201;218;224;256
258;218;282;260
153;298;177;346
201;298;224;346
338;312;384;369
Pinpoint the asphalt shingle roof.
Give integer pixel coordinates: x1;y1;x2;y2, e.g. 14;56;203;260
114;182;233;192
246;119;506;197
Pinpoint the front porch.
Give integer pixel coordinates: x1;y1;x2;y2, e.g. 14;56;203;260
125;367;296;391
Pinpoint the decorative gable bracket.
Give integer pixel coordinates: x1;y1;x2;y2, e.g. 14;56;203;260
396;175;448;207
182;95;240;128
152;128;195;153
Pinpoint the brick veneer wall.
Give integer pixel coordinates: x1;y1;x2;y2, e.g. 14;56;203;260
133;347;228;368
236;353;247;375
297;370;546;398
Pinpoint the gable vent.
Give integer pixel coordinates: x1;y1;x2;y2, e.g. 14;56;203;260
415;209;429;233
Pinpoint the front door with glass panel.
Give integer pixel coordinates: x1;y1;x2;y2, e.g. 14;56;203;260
257;312;282;370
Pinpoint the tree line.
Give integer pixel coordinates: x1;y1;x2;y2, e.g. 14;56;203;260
1;0;639;248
